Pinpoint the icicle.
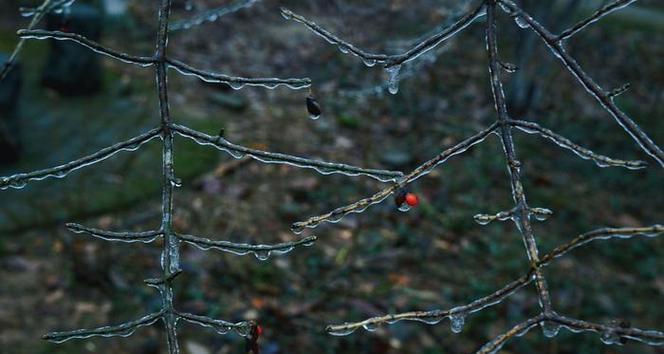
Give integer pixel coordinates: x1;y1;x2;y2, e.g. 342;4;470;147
385;65;401;95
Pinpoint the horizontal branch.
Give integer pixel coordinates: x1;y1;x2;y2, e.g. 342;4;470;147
507;119;647;169
280;0;486;67
17;29;156;66
326;274;532;336
292;123;498;232
539;225;663;264
0;127;161;190
473;206;552;225
170;0;260;31
557;0;636;41
176;312;252;337
326;224;663;335
170;123;403;182
498;0;664;167
166;57;311;89
66;223;163;243
43;310;164;343
177;232;317;260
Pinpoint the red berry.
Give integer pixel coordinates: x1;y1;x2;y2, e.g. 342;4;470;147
256;324;263;337
404;193;418;206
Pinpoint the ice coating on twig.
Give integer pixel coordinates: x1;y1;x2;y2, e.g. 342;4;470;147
170;0;260;31
178;233;317;260
43;311;164;343
66;223;163;243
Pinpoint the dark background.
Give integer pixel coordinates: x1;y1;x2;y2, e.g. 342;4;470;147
0;0;662;353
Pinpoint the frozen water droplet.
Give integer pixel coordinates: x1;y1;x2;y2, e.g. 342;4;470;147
385;65;401;95
600;329;620;345
362;323;378;332
541;321;560;338
338;45;349;54
19;8;36;17
291;224;304;234
398;203;411;212
254;250;271;261
229;82;244;90
449;313;465;334
531;207;553;221
363;58;377;67
473;214;492;225
328;327;356;336
514;16;529;28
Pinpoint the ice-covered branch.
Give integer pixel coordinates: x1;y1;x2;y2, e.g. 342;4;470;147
0;127;161;190
475;314;544;354
326;274;532;336
43;310;164;343
0;0;70;82
170;0;260;31
280;0;486;68
540;225;663;264
19;0;75;17
167;57;311;89
497;0;664;167
476;313;664;353
66;223;163;243
292;123;498;232
556;0;636;41
176;312;252;337
177;232;317;260
508;119;647;169
473;206;552;225
170;123;403;182
17;29;156;66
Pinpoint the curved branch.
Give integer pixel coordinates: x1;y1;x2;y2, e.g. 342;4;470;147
550;314;664;346
43;310;164;343
292;122;498;232
508;119;647;169
170;0;260;31
166;58;311;89
66;223;163;243
498;0;664;167
177;233;317;260
557;0;636;41
170;123;403;182
17;29;156;66
280;0;486;67
0;127;161;190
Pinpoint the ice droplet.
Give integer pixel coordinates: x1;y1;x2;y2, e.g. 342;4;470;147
385;65;401;95
600;329;620;345
229;82;244;90
473;214;492;225
362;323;378;332
328;326;357;336
254;250;271;261
306;95;322;120
541;321;560;338
449;313;465;334
362;58;377;67
398;203;411;212
514;16;529;28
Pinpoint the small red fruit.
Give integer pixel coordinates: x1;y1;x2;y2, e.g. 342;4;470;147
256;324;263;337
404;193;418;207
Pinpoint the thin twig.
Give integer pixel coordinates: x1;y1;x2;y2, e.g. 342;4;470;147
177;232;317;259
557;0;636;41
0;127;161;190
280;0;486;68
498;0;664;166
507;119;647;169
66;223;163;243
43;310;164;343
292;123;498;232
170;123;403;182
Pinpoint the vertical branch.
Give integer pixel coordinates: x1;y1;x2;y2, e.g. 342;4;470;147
155;0;179;353
485;1;552;313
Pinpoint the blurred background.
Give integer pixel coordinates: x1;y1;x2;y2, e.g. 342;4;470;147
0;0;662;353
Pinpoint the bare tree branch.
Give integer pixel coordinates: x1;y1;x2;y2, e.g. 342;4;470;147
177;232;317;260
170;123;403;182
557;0;636;41
0;127;161;190
66;223;163;243
43;310;164;343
